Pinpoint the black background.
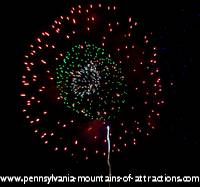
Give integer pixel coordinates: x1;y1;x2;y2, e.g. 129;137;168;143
2;0;200;182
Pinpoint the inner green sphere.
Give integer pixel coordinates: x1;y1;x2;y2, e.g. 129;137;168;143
56;41;127;120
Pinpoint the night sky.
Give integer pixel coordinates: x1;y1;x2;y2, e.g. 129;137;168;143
2;0;200;181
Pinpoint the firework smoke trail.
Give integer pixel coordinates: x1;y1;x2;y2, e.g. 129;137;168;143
107;125;111;187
